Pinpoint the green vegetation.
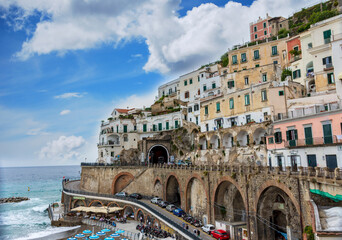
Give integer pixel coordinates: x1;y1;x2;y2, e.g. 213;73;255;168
119;114;134;119
289;49;302;56
277;28;289;38
304;226;314;240
281;68;292;81
220;53;229;67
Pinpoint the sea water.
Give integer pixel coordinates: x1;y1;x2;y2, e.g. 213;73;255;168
0;165;81;240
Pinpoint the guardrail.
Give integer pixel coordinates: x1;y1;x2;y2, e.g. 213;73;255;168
63;181;201;240
284;136;342;148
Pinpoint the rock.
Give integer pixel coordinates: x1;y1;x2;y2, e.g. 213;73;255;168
0;197;29;204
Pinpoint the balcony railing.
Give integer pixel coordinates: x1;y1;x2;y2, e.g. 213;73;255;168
324;63;334;71
284;136;342;148
98;141;120;146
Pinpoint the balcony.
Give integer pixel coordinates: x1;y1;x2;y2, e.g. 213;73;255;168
289;54;302;63
240;59;247;63
98;141;120;147
324;63;334;71
284;136;342;148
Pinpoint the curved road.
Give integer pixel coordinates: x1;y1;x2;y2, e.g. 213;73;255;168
65;180;214;240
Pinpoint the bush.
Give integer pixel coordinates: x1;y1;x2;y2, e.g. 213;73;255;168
281;68;292;81
298;23;310;33
304;225;314;240
220;53;229;67
278;28;289;38
309;10;339;25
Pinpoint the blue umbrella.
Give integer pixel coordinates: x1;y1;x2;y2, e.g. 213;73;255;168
102;228;111;232
115;230;125;234
110;233;120;237
83;230;92;234
89;235;100;239
75;233;85;238
67;238;77;240
97;231;106;236
104;238;114;240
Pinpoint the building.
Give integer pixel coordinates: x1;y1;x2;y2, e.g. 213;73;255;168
158;78;179;99
331;27;342;105
249;14;288;41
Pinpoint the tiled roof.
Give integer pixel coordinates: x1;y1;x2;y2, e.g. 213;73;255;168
115;108;134;113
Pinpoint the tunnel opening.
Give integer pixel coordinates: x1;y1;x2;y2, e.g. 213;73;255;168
148;145;169;164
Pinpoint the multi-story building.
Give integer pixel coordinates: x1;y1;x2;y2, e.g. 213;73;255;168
331;27;342;105
228;36;288;73
266;108;342;171
249;14;288;41
158;78;179;99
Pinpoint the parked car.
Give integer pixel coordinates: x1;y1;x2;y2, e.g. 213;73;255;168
158;201;169;208
177;160;192;166
172;208;185;217
166;204;176;212
202;224;215;234
191;219;202;227
211;230;230;240
151;197;162;204
129;193;142;199
115;192;128;197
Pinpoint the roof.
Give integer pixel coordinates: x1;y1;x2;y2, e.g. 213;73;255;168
115;108;134;113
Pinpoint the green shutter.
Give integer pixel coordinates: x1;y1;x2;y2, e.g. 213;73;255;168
323;30;331;39
124;125;127;133
294;129;298;140
166;122;169;130
205;106;208;115
323;124;332;144
203;85;207;91
158;123;162;131
304;127;313;145
143;124;147;132
175;120;179;128
153;124;156;131
286;130;290;140
116;126;119;133
216;102;220;112
212;83;216;89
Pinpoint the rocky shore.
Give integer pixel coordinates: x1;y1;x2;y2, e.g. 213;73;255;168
0;197;29;204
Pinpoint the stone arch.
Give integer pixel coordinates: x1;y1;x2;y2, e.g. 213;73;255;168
212;176;247;223
72;199;86;208
107;202;119;207
210;134;220;149
148;144;169;164
222;132;234;148
185;174;209;219
111;172;135;194
107;134;120;145
88;200;104;207
237;130;249;146
123;205;134;218
256;181;301;240
153;218;161;228
165;174;182;207
153;177;163;198
253;127;267;145
136;209;145;223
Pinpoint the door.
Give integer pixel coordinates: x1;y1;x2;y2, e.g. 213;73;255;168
277;156;283;170
286;129;298;147
166;122;169;130
307;154;317;168
304;126;313;145
326;155;337;171
291;155;298;171
323;123;333;144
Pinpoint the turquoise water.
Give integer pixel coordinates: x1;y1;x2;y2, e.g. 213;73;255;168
0;166;81;240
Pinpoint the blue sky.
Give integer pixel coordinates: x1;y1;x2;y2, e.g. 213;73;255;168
0;0;310;167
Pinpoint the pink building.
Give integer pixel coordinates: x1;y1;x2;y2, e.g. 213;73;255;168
266;109;342;170
249;14;272;41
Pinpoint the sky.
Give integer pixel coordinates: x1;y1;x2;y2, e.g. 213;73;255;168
0;0;313;167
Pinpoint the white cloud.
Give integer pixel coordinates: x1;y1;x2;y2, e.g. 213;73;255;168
1;0;311;74
54;92;84;99
26;127;48;136
131;54;142;58
60;109;71;115
39;135;86;161
114;89;157;109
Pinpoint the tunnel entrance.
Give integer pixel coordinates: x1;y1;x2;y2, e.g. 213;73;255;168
148;145;169;164
166;175;181;207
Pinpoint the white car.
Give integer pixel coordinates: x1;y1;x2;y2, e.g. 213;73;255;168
166;204;176;212
150;197;162;204
115;192;128;197
202;224;215;234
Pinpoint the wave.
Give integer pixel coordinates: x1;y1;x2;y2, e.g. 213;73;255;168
32;205;48;213
14;226;80;240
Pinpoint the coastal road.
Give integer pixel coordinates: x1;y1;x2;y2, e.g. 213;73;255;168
65;180;215;240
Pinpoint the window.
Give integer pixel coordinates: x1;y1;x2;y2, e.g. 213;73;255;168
272;46;278;55
254;26;257;32
308;43;312;49
169;88;172;94
293;46;299;52
227;80;235;89
189;78;193;84
268;137;274;144
254;50;260;60
175;120;179;128
153;124;156;131
262;73;267;82
184;80;187;86
246;114;251;123
264;30;267;35
134;125;137;131
279;90;284;96
205;106;208;115
124;135;128;142
322;56;332;65
229;98;234;109
116;125;119;133
241;53;247;62
166;121;169;130
143;124;147;132
261;89;267;101
196;117;198;125
273;60;278;64
286;129;298;146
206;124;209;132
162;91;165;96
327;73;335;84
188;107;193;113
323;29;331;44
263;22;267;28
203;85;207;91
255;64;260;68
212;82;216;89
123;125;127;133
216;102;220;112
101;152;103;157
232;55;238;64
255;34;257;39
194;104;199;111
111;151;114;157
274;131;282;143
158;123;162;131
198;76;200;82
293;69;301;79
245;94;250;106
244;76;249;85
185;91;189;98
279;23;282;28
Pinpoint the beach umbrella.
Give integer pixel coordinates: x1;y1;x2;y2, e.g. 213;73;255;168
89;235;100;239
67;238;77;240
97;231;106;236
102;228;111;232
110;233;120;237
83;230;92;235
115;230;125;234
75;233;85;238
104;238;114;240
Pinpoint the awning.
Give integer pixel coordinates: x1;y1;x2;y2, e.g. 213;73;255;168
71;206;123;213
310;189;342;202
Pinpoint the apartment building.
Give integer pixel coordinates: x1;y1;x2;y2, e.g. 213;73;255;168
158;78;180;99
249;14;288;41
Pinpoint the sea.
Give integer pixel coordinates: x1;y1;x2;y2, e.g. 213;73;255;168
0;165;81;240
